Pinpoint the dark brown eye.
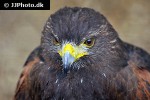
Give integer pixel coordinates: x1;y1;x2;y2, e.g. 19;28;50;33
53;37;60;45
83;38;95;47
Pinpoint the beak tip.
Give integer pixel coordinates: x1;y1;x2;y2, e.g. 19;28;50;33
63;64;71;74
63;67;69;74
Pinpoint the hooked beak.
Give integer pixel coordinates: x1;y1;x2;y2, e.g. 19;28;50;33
58;43;88;73
62;51;75;73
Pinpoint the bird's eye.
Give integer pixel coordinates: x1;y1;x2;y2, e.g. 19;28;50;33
83;38;95;47
53;37;60;45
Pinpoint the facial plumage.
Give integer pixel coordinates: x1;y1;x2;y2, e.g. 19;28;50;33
14;7;150;100
41;7;128;73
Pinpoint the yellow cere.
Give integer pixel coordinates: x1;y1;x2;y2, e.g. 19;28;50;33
58;43;88;60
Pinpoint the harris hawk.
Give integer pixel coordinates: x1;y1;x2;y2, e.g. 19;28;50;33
14;7;150;100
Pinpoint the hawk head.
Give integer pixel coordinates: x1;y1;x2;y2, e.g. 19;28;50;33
41;7;128;74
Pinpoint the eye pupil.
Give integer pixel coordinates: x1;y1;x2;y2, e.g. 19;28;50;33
53;38;60;45
86;39;92;45
84;38;95;47
55;38;58;43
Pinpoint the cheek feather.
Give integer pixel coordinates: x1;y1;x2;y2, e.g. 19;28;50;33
109;38;117;43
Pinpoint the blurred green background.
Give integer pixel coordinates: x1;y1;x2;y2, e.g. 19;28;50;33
0;0;150;99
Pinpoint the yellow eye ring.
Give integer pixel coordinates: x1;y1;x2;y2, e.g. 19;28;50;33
83;38;95;48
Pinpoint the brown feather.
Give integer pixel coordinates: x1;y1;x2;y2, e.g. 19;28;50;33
14;57;40;100
14;7;150;100
129;61;150;100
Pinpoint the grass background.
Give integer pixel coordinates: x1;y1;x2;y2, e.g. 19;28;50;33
0;0;150;99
